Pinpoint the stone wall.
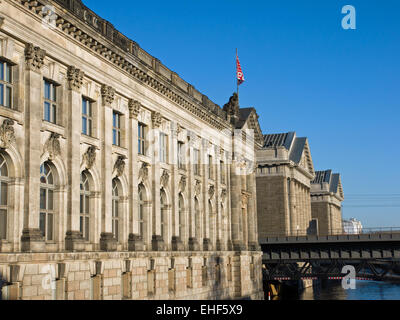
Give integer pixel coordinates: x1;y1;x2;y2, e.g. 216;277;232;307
256;176;288;238
0;251;263;300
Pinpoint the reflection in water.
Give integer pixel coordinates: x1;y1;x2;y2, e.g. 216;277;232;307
283;280;400;300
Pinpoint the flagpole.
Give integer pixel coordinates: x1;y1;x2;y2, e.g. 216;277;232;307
236;48;239;106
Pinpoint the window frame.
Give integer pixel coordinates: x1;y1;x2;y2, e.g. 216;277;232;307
138;122;146;156
112;111;121;146
43;79;58;124
220;160;225;184
82;96;93;137
80;171;91;241
159;132;168;163
178;141;185;170
138;184;145;238
0;154;9;240
0;60;13;109
193;148;200;176
208;155;213;180
40;163;55;241
112;179;120;241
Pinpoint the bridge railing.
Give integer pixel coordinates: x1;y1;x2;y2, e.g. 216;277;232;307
261;227;400;238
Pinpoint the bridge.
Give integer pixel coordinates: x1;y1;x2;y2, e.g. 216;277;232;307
260;228;400;281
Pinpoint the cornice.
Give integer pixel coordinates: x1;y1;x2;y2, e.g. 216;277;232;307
9;0;231;131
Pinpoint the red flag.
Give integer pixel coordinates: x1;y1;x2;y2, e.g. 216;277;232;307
236;54;245;85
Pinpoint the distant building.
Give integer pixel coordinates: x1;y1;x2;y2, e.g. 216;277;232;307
310;170;344;235
343;218;363;234
256;132;316;237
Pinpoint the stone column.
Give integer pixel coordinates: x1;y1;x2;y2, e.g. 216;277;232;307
127;99;144;251
201;139;211;250
247;171;259;250
21;43;46;252
151;111;164;251
99;85;117;251
230;158;244;251
171;123;184;251
65;66;85;251
289;179;297;236
215;146;222;251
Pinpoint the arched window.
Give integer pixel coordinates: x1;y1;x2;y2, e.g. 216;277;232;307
80;171;90;241
138;184;145;238
178;194;184;238
160;189;167;240
0;154;8;240
112;179;120;241
40;162;54;241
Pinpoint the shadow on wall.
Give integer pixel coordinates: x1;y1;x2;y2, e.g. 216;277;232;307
204;252;257;300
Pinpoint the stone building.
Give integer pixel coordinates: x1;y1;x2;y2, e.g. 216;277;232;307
0;0;263;300
310;170;344;235
256;132;316;237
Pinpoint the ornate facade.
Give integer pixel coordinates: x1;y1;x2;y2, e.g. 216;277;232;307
0;0;263;300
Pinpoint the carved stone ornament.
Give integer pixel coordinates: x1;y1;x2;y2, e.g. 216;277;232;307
44;133;61;160
82;146;96;170
194;180;201;196
0;119;16;149
128;99;141;119
24;43;46;72
241;193;249;208
222;92;239;117
220;189;227;203
138;162;149;182
179;176;187;193
177;123;183;135
208;185;215;199
114;155;127;177
67;65;85;91
101;84;115;105
151;111;162;128
160;169;170;188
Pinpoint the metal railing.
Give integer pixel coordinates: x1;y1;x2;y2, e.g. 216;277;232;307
261;227;400;238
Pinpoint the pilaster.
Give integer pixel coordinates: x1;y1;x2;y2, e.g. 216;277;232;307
99;84;117;251
65;65;85;251
127;99;144;251
21;43;46;252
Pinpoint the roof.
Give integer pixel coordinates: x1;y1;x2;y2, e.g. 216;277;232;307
236;108;264;145
312;170;332;184
236;108;254;129
311;170;344;198
263;132;295;149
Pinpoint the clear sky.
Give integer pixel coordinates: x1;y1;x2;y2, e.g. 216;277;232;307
83;0;400;228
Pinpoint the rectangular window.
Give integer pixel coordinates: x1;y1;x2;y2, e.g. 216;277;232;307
220;161;225;184
178;142;185;170
82;97;93;136
112;111;121;146
159;133;168;163
193;149;200;176
0;61;13;109
43;80;57;123
208;155;213;180
138;123;146;155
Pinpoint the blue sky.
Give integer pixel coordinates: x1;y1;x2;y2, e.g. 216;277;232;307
83;0;400;227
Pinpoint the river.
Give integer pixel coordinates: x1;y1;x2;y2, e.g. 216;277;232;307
281;280;400;300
